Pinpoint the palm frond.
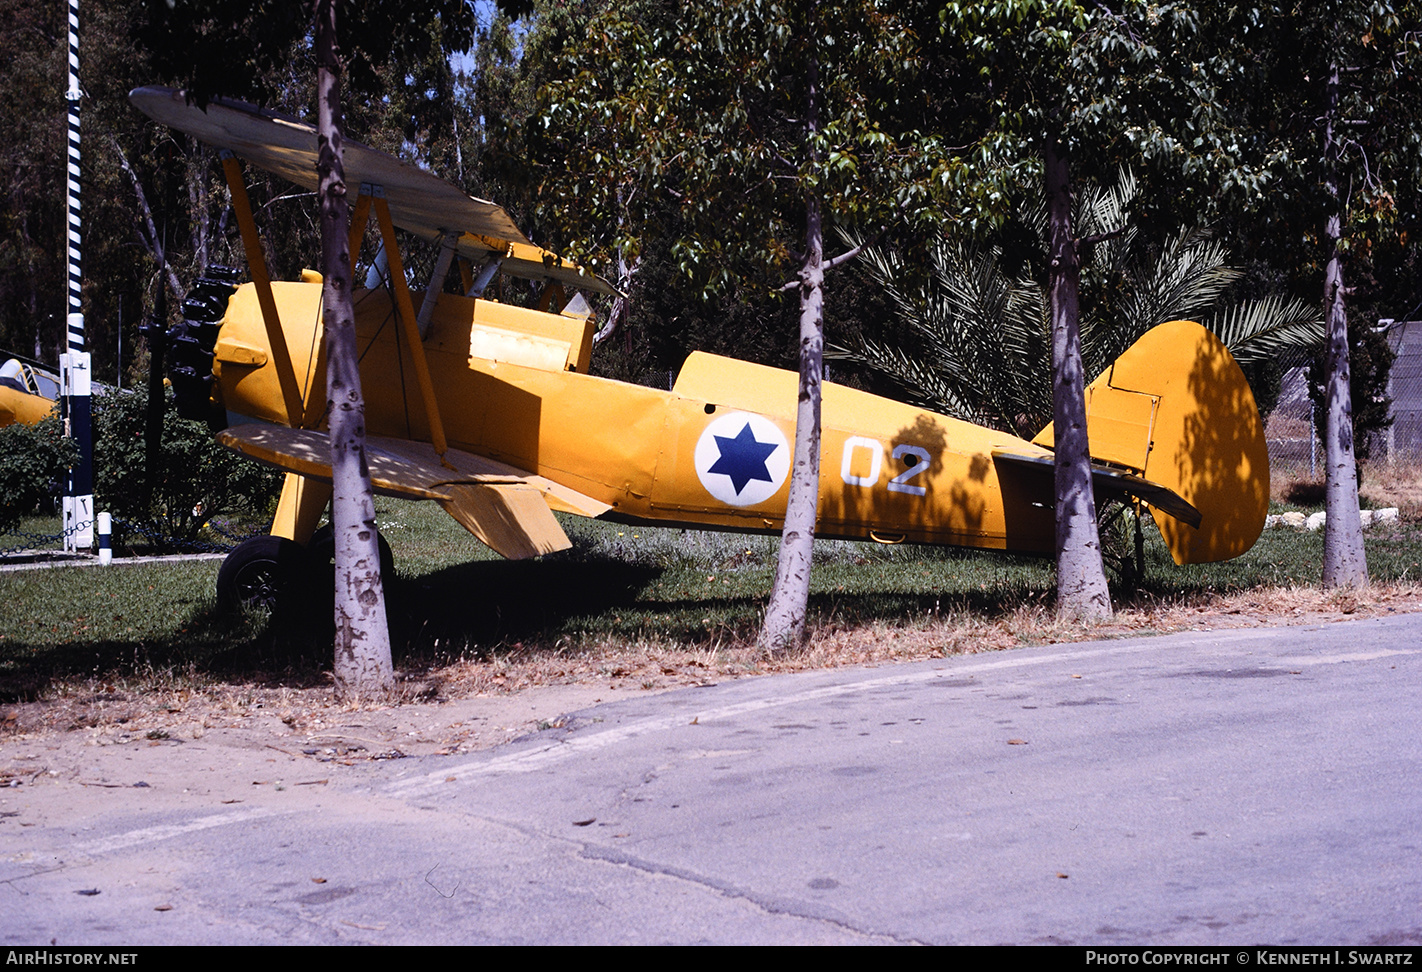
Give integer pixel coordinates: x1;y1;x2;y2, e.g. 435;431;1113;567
1203;295;1325;367
834;172;1319;436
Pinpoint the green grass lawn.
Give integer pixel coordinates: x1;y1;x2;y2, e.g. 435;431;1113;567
3;499;1420;703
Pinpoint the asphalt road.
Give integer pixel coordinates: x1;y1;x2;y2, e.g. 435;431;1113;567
5;614;1422;945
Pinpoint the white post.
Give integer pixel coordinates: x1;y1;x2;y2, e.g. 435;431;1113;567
97;511;111;565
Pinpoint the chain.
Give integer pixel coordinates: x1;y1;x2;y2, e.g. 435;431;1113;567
1;516;271;557
110;516;269;554
0;517;93;557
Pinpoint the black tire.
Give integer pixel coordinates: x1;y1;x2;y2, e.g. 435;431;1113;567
307;524;395;583
216;535;311;615
304;525;401;640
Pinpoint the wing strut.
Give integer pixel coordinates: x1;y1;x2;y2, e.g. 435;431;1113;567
366;186;452;466
220;151;305;426
417;232;460;339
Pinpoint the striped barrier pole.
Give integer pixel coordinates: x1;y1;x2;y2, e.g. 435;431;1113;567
61;0;93;552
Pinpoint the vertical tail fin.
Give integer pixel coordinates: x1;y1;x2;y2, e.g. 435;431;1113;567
1033;320;1269;564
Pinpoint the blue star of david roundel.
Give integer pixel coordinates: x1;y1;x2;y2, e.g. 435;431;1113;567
694;412;791;507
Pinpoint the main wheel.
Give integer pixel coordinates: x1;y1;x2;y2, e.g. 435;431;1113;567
304;524;401;640
307;524;395;583
216;535;311;615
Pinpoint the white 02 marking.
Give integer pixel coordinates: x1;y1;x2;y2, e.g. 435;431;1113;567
840;436;883;487
888;444;930;496
839;438;931;497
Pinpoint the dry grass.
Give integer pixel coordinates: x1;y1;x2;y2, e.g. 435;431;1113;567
1270;462;1422;519
1361;464;1422;518
9;580;1416;751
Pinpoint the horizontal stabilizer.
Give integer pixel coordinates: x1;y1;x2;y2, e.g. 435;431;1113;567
992;449;1203;529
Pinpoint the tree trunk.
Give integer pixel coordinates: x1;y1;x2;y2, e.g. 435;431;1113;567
143;256;166;509
759;41;823;653
1320;60;1368;588
592;253;640;346
114;139;184;302
1043;134;1112;620
315;0;395;699
759;193;824;652
188;137;210;274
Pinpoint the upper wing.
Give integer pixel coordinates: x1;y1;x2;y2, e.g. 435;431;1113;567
129;86;618;296
130;86;528;245
218;425;610;560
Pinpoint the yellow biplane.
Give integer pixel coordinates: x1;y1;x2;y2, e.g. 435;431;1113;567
130;86;1269;611
0;358;59;429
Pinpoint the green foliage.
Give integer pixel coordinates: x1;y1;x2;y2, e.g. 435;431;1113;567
588;242;800;384
934;1;1276;231
830;171;1324;436
0;415;75;534
0;0;66;363
140;1;477;111
532;0;949;290
91;387;281;547
1217;1;1422;265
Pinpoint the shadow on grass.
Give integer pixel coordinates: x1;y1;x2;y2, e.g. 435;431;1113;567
1;547;1052;701
393;546;1061;659
6;519;1418;705
0;606;342;704
395;557;668;654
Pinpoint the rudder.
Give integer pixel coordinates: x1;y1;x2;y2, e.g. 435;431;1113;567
1034;320;1269;564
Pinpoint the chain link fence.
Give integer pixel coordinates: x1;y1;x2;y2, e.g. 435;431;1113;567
1379;320;1422;466
1267;321;1422;473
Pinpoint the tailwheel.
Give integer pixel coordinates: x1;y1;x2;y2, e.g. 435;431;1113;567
216;535;311;616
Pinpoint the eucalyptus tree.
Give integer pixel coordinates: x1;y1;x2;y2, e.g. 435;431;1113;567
535;0;951;650
0;0;68;363
1222;1;1422;588
931;0;1281;619
146;0;478;699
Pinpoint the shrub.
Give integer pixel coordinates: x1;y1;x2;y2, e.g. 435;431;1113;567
0;415;76;534
92;385;282;548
